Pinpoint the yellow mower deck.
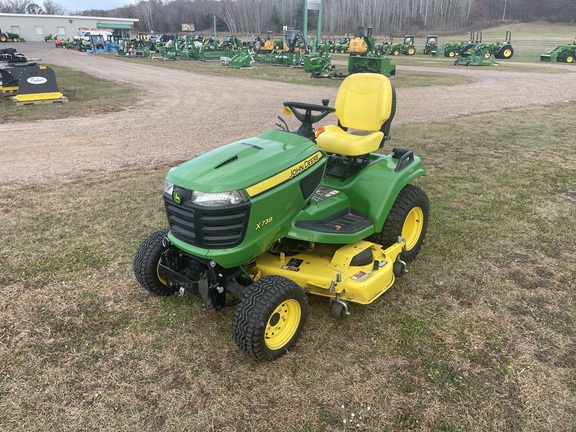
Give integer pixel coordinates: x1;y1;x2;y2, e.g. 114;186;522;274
250;240;405;305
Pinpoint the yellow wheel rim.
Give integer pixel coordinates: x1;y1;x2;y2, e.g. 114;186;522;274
265;299;301;350
402;207;424;251
503;49;512;58
448;51;455;57
567;56;574;63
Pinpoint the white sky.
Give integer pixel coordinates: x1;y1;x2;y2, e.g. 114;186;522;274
65;0;133;15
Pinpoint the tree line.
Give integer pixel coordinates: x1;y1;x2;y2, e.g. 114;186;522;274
1;0;574;35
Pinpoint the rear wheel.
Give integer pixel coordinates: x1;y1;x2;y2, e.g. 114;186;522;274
407;47;415;55
369;184;430;262
566;55;575;63
133;228;178;296
233;276;308;361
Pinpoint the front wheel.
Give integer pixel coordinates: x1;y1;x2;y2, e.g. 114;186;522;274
233;276;308;361
369;184;430;262
133;228;178;296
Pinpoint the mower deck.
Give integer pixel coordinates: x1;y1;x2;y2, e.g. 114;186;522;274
250;240;405;305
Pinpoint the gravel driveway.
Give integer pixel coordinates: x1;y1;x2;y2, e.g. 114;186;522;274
1;42;575;184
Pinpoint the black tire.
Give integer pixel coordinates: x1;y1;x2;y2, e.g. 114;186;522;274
498;46;514;59
369;184;430;262
232;275;308;362
133;228;178;296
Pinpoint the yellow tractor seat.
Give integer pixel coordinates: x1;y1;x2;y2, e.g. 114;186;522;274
316;73;396;156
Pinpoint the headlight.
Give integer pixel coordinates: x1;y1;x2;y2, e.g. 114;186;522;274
192;190;246;207
164;181;174;195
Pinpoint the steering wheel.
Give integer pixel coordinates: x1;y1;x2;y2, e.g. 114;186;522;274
283;101;335;125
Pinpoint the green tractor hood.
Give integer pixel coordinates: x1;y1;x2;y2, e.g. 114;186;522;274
166;129;322;193
164;129;328;268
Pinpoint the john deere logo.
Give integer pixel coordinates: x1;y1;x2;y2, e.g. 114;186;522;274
172;191;181;204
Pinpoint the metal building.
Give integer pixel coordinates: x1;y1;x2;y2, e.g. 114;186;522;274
0;13;138;42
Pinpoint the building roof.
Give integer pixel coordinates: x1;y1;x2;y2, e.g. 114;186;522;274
0;13;138;23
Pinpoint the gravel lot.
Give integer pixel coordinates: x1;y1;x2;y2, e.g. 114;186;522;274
1;42;575;184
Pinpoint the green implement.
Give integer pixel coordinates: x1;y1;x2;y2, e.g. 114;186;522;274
540;37;576;63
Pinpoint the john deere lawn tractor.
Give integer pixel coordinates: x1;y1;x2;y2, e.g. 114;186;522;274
134;73;429;361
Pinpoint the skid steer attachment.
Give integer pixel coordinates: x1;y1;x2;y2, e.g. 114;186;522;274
0;63;67;104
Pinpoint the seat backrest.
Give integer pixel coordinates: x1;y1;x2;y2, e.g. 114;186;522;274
334;73;396;136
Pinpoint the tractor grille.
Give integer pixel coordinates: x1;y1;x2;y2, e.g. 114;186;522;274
164;193;250;249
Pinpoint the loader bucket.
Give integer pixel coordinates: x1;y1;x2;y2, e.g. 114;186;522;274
0;63;65;103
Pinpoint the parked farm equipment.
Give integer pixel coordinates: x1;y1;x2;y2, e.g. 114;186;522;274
387;35;416;56
347;27;396;77
133;73;429;361
226;47;256;68
434;32;479;58
475;31;514;59
329;36;350;53
423;35;439;55
0;63;66;103
302;41;334;74
0;47;27;63
454;42;499;67
540;37;576;63
0;30;21;43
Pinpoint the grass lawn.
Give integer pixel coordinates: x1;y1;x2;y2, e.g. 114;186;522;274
0;65;140;124
1;98;574;430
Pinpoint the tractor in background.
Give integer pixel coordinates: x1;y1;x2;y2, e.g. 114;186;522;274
387;35;416;56
475;31;514;59
0;30;21;43
423;35;439;55
434;31;479;58
329;36;350;53
347;27;396;76
540;37;576;63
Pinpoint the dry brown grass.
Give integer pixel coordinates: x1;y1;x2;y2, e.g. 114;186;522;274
1;102;575;431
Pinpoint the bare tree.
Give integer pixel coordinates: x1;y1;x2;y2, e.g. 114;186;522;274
1;0;29;13
16;0;565;36
43;0;67;15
